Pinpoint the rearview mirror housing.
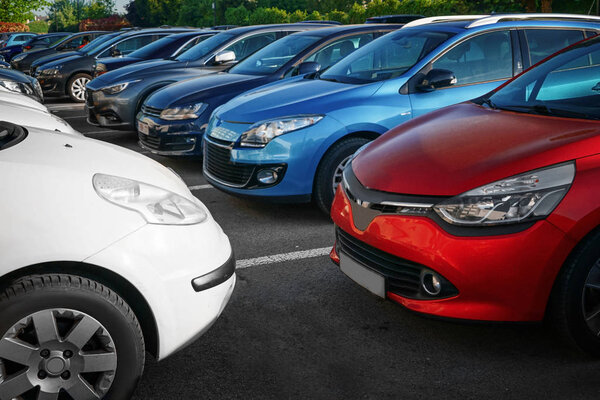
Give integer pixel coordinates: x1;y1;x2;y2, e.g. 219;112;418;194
417;69;457;92
214;50;236;65
297;61;321;75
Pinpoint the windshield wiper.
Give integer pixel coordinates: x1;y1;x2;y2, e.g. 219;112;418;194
495;103;600;120
480;97;497;109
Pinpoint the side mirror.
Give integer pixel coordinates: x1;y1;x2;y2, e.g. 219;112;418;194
110;47;122;57
417;69;457;92
213;50;235;65
297;61;321;75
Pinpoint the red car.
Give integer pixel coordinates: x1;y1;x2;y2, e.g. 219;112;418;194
330;36;600;354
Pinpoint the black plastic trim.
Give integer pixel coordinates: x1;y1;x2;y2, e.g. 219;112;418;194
191;251;236;292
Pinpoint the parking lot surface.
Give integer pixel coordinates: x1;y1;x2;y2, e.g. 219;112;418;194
48;99;600;399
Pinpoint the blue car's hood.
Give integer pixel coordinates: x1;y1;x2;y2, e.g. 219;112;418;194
217;77;380;123
146;72;262;109
92;59;188;85
33;51;81;67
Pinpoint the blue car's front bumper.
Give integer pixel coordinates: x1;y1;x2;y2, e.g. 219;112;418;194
202;116;346;202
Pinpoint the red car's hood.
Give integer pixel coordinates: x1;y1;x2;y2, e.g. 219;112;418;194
353;102;600;196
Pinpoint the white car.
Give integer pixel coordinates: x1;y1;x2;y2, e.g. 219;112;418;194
0;122;235;399
0;90;48;112
0;100;79;135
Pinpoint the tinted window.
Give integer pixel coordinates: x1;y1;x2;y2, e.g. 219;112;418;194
305;33;374;70
128;35;177;59
432;30;512;86
176;32;235;62
221;32;277;62
322;30;454;84
230;34;322;76
524;29;584;65
107;35;155;57
174;34;213;57
488;39;600;120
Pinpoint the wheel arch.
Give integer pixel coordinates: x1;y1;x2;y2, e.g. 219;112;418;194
0;261;159;358
311;130;380;192
64;71;92;96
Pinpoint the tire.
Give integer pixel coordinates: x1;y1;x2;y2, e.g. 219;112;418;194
549;230;600;357
0;274;145;399
67;73;91;102
314;137;371;215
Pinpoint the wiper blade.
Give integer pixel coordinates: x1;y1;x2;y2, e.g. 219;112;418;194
481;97;497;109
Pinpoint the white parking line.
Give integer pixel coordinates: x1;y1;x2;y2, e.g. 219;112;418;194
46;104;85;111
62;115;86;120
84;130;117;135
188;184;213;191
237;247;331;269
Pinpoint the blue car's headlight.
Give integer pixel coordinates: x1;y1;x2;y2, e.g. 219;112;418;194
240;115;323;148
159;103;206;121
101;79;140;95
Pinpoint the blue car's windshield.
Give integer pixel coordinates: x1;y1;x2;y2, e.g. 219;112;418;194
320;29;454;84
485;37;600;120
229;34;322;76
175;32;235;62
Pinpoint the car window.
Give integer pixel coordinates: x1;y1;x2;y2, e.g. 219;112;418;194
524;29;584;65
173;34;213;57
107;35;155;57
304;33;374;70
322;30;454;84
488;40;600;120
432;30;512;86
221;32;277;61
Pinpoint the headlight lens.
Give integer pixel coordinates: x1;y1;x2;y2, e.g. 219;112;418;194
434;163;575;226
101;79;140;95
159;103;206;120
93;173;208;225
32;79;43;100
12;53;25;62
39;66;61;76
240;115;323;147
0;79;33;96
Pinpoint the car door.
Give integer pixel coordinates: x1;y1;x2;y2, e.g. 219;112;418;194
203;31;280;72
408;29;517;119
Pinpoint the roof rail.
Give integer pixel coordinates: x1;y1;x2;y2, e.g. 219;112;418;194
466;13;600;28
403;15;489;28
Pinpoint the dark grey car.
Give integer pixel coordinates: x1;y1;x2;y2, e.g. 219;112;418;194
86;23;333;131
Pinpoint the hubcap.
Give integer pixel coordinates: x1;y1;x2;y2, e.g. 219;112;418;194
0;308;117;399
582;260;600;336
332;155;352;195
71;77;89;101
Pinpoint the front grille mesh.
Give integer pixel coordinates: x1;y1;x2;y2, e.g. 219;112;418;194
336;227;425;298
204;140;254;186
140;104;163;118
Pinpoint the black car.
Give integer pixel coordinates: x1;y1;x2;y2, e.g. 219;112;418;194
29;32;124;76
93;30;217;77
0;68;43;102
365;14;424;23
35;28;194;102
86;23;333;131
136;24;400;156
10;31;108;74
23;33;71;51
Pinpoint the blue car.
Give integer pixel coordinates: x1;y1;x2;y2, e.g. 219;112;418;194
203;14;600;213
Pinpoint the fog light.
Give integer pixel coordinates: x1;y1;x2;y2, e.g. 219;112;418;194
421;271;442;296
257;169;278;185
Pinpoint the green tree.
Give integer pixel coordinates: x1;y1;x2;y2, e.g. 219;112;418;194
125;0;183;27
177;0;214;26
49;0;79;31
306;10;323;20
347;2;365;23
248;7;289;24
84;0;116;19
225;5;251;25
326;9;349;23
288;9;308;22
28;20;50;33
0;0;49;23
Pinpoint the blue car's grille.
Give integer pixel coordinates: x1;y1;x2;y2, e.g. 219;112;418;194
140;104;162;118
203;139;254;187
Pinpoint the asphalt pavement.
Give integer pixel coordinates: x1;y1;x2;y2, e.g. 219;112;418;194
47;99;600;400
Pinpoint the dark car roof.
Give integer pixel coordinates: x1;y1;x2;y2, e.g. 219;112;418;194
291;23;403;38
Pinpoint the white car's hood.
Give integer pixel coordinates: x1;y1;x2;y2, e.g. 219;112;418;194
0;91;48;112
0;101;79;135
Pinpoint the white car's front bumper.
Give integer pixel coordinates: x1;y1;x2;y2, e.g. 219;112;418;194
84;218;236;360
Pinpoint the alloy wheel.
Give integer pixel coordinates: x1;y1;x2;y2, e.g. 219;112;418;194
332;155;352;195
582;259;600;336
0;308;117;400
71;78;89;102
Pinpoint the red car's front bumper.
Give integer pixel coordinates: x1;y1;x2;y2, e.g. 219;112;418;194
330;186;577;322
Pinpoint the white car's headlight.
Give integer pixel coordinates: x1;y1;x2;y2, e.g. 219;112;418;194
159;103;206;120
0;79;33;96
101;79;140;95
93;174;207;225
434;163;575;226
240;115;323;148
